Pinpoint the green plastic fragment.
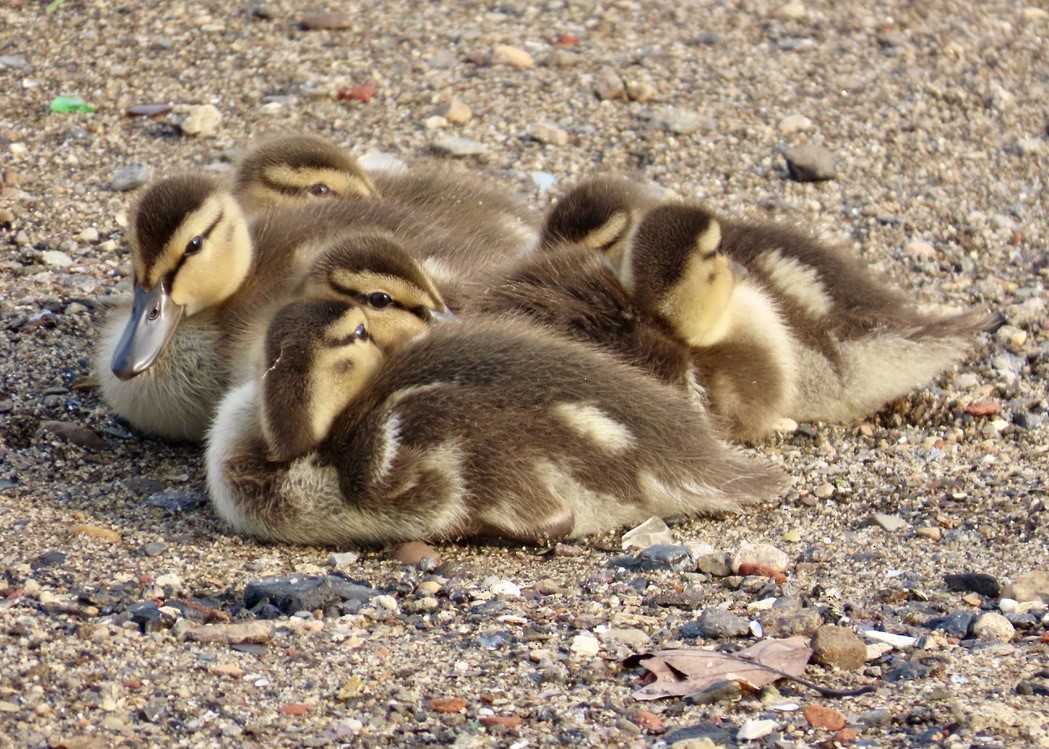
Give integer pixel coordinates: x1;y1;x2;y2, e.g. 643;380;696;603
50;96;97;114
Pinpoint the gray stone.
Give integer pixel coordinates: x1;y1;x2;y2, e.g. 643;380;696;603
696;552;732;577
935;610;976;638
530;120;569;147
811;624;867;671
593;68;625;100
143;492;206;513
634;544;695;572
863;513;909;532
0;55;29;69
858;708;892;726
884;659;933;682
428;48;457;69
660;108;715;135
111;164;153;191
244;575;338;613
785;144;837;181
693;608;750;638
431;134;487;157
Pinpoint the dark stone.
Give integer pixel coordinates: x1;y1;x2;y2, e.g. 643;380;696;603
691;608;750;639
633;544;695;572
328;576;381;603
1005;613;1039;630
644;589;703;609
124;476;165;497
664;721;738;747
606;554;637;569
143;492;206;512
142;542;166;557
943;572;1001;598
127;601;174;633
884;660;933;682
31;551;67;570
934;610;975;638
244;575;337;614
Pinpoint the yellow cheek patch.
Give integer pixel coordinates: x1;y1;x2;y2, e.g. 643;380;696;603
659;250;735;347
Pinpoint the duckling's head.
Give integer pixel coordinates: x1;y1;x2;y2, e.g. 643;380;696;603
261;299;381;461
619;203;733;348
234;134;379;215
539;176;649;260
301;231;456;351
112;174;252;380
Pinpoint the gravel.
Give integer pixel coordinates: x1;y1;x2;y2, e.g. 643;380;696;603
1;1;1047;747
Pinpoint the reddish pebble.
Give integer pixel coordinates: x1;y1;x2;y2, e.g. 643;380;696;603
803;704;847;731
635;710;665;734
836;727;859;742
736;563;787;583
964;401;1000;416
429;697;467;713
338;85;376;103
122;679;142;690
280;703;309;716
557;33;580;46
479;716;522;728
392;540;440;567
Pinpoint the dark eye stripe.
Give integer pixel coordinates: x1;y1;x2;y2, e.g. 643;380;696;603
168;210;224;283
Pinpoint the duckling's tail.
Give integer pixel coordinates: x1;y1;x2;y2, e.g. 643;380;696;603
793;306;997;424
645;450;788;518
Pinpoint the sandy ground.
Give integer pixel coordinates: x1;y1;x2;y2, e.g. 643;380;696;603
1;1;1047;747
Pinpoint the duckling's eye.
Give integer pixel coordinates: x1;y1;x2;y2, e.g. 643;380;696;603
367;292;393;309
185;236;203;256
308;183;331;197
355;324;369;342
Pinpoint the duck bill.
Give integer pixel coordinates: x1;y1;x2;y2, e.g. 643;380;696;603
110;281;185;380
424;307;459;324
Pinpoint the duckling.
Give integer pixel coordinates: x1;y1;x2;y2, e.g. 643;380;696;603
526;176;996;434
95;173;462;441
473;201;795;440
206;294;785;547
233;132;540;256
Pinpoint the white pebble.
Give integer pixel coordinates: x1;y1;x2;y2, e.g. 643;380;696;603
78;227;99;243
489;580;521;597
570;634;601;657
732;542;789;573
9;142;26;155
491;44;533;68
374;595;398;611
972;612;1015;643
737;718;778;741
904;240;937;259
777;114;812;134
41;250;73;268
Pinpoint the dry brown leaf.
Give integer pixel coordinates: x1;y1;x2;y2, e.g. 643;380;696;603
631;636;813;701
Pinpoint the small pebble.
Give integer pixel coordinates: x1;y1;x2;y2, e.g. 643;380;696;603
434;98;471;124
570;633;601;657
177;104;222;137
1002;571;1049;603
803;705;846;731
778;113;812;134
328;551;359;569
660;108;714;135
972;612;1015;642
593;68;625;100
904;239;937;259
393;541;440;567
737;719;778;741
78;227;99;243
944;572;1001;598
777;2;807;20
863;513;908;532
622;516;674;550
785;144;837;181
111;164;153;191
626;80;656;102
530;120;569;146
692;608;750;638
488;579;521;597
431;134;487;157
491;44;533;68
41;250;73;268
732;542;789;574
811;625;867;671
300;12;353;30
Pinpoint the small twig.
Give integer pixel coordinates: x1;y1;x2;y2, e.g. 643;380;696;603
732;652;878;698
